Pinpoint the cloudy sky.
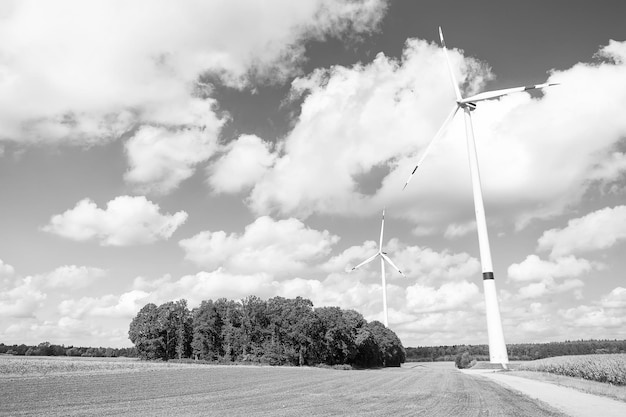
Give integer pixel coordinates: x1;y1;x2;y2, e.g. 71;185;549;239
1;0;625;348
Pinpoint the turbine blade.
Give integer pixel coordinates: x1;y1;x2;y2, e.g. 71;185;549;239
403;105;459;190
379;209;385;249
381;253;406;277
462;82;559;103
439;27;462;101
350;253;378;271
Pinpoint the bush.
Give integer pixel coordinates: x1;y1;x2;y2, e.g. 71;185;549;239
455;351;476;369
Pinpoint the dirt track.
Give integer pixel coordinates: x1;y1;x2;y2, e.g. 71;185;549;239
468;369;626;417
1;362;569;416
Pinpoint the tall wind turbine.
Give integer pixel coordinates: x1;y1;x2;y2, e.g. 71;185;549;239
349;209;405;327
403;28;558;366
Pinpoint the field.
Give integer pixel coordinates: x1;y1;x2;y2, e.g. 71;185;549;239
0;356;568;417
518;354;626;385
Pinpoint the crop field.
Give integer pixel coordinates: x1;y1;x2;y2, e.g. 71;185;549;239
0;356;569;417
518;354;626;385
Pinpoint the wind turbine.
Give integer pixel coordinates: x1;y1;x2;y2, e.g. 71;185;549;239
349;209;405;327
403;27;558;367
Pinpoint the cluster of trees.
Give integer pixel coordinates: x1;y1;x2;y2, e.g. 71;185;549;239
406;339;626;362
128;296;405;368
0;342;137;357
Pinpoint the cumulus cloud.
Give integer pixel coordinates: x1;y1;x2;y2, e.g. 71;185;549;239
241;37;626;231
405;280;481;313
43;196;188;246
208;134;277;194
0;264;107;318
179;216;339;274
59;290;150;319
36;265;106;289
444;221;477;239
537;206;626;258
0;276;46;318
507;255;597;282
0;259;15;276
124;116;223;195
0;0;386;145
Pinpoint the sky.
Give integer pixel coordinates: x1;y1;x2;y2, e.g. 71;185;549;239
1;0;626;348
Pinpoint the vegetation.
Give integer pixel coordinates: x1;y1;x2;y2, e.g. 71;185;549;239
128;296;406;368
454;350;476;369
0;341;137;357
406;339;626;362
518;354;626;385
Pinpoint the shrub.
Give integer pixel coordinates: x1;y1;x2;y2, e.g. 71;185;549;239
455;351;476;369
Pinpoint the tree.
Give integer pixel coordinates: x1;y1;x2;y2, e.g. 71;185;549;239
365;321;405;367
315;307;361;365
191;300;224;360
129;303;164;360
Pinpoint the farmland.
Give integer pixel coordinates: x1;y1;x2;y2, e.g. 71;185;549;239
518;354;626;385
0;356;568;417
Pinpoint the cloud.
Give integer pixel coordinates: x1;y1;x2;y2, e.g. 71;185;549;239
43;196;188;246
0;0;386;145
444;221;477;239
537;206;626;258
208;134;277;194
241;37;626;231
179;216;340;274
124;109;223;195
405;280;481;313
36;265;106;289
0;259;15;276
58;290;151;319
507;254;597;283
0;276;46;318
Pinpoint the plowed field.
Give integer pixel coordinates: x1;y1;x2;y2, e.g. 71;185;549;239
1;360;567;416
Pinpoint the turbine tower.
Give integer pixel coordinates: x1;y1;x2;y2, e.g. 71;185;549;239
403;28;557;366
349;209;405;327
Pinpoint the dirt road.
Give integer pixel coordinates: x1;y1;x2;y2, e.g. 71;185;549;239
466;368;626;417
1;362;568;416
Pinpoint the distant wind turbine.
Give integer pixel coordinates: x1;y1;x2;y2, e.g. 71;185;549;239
403;27;558;367
349;209;405;327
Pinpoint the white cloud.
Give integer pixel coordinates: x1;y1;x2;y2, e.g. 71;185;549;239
537;206;626;258
600;287;626;309
517;278;584;300
0;276;46;318
179;216;339;274
507;254;597;282
36;265;106;289
208;134;277;194
59;290;150;319
444;221;476;239
559;305;624;329
124;110;223;195
0;0;386;144
405;280;481;313
0;259;15;276
43;196;188;246
394;244;481;285
242;38;626;231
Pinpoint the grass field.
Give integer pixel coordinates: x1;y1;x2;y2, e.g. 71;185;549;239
0;356;568;417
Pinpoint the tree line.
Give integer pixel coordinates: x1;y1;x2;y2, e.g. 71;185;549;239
406;339;626;362
128;296;406;368
0;341;137;357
